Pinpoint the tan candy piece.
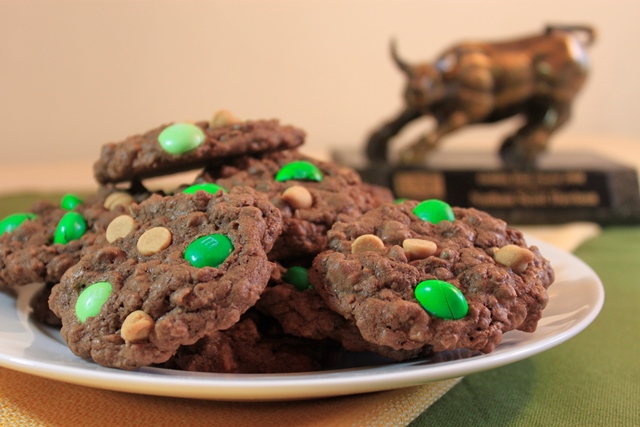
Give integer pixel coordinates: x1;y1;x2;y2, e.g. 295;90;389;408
282;185;313;209
494;244;535;274
137;227;172;256
210;109;242;129
351;234;385;254
106;215;136;243
104;191;135;211
121;310;154;342
402;238;437;261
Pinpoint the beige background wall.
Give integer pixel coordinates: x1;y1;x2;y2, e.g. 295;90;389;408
0;0;638;175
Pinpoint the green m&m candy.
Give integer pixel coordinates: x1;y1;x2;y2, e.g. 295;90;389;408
76;281;113;323
158;123;206;155
54;212;87;244
275;161;323;182
184;234;234;268
0;213;36;235
182;183;226;195
414;279;468;320
413;199;454;224
60;193;83;210
283;266;312;291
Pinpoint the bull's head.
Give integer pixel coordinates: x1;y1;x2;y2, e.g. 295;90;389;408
391;40;446;112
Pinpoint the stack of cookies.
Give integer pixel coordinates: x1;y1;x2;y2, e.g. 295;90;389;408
0;111;555;373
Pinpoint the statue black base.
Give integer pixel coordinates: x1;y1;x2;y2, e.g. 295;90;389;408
333;149;640;225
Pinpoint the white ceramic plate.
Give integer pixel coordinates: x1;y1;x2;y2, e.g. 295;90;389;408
0;238;604;401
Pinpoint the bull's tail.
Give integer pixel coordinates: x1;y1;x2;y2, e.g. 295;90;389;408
545;24;596;47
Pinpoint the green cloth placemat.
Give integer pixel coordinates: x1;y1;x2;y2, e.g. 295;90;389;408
0;192;91;216
411;227;640;427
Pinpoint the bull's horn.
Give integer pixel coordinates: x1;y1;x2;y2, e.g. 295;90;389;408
390;39;413;76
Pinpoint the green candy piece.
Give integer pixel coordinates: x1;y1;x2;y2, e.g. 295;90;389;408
54;212;87;244
283;266;312;291
182;183;226;195
414;279;468;320
76;281;113;323
184;234;234;268
413;199;454;224
0;213;36;235
275;161;323;182
60;193;83;210
158;123;205;155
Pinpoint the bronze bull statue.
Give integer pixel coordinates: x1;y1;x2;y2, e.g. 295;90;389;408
366;25;595;166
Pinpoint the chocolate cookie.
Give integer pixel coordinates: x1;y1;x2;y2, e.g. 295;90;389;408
30;283;62;327
0;193;127;290
93;118;305;184
49;187;282;370
309;200;555;354
164;309;335;373
197;149;394;261
256;264;426;361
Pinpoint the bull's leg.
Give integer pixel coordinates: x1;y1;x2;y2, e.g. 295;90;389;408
500;102;571;166
366;108;422;162
400;111;469;165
